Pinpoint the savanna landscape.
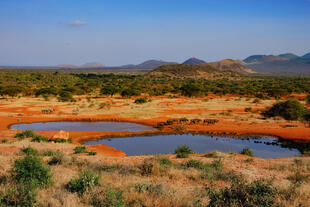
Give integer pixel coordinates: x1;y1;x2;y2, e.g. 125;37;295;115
1;0;310;206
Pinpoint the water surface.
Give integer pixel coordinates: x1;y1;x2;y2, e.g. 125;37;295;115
10;121;155;132
85;134;303;158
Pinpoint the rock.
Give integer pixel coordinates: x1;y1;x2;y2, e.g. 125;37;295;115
52;130;70;140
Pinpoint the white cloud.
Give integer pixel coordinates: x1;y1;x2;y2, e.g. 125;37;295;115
68;20;88;27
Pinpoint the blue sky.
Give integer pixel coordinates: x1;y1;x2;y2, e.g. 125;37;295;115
0;0;310;66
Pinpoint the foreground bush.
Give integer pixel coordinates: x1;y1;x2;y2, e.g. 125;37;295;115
12;154;52;188
207;177;278;207
91;187;124;207
240;147;254;156
15;130;36;140
175;145;195;158
67;170;99;194
0;184;37;207
134;97;148;104
263;99;309;121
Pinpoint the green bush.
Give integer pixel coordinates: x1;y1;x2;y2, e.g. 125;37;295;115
185;159;204;169
134;97;148;104
156;156;172;167
67;170;99;194
91;187;124;207
240;147;254;156
175;145;194;158
0;185;37;207
31;135;49;143
207;177;278;207
88;151;97;156
12;154;52;188
74;146;88;154
21;147;39;156
15;130;36;140
263;100;309;121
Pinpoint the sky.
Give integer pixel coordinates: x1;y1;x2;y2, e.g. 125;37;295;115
0;0;310;66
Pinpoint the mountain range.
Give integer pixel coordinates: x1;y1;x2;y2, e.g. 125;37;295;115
243;53;310;74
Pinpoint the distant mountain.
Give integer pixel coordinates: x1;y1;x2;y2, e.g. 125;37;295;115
278;53;299;60
244;55;287;64
57;64;79;68
301;53;310;59
243;52;310;74
130;60;178;69
147;64;241;79
208;59;256;75
81;62;104;68
183;57;206;65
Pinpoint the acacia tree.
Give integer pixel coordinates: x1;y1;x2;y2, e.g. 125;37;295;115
100;85;119;97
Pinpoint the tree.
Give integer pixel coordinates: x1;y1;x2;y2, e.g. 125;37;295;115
100;85;119;97
263;99;309;121
180;82;203;97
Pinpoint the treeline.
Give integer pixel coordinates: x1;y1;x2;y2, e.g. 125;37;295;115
0;70;310;100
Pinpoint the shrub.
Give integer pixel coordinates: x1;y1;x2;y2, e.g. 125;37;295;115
134;97;148;104
91;188;124;207
138;159;154;176
67;170;99;194
15;130;36;140
0;185;37;207
58;90;75;102
88;151;97;156
306;95;310;105
175;145;194;158
21;147;39;156
31;135;49;143
240;147;254;156
74;146;88;154
244;107;252;112
134;183;163;195
180;82;204;97
48;151;65;165
263;100;309;121
207;177;278;207
156;156;172;167
185;160;204;169
100;85;119;97
12;154;52;188
42;150;57;156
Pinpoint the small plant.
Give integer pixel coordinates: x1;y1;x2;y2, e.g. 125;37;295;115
42;150;57;156
134;183;163;195
66;170;99;194
48;151;65;165
138;158;154;176
134;97;148;104
12;154;52;188
88;151;97;156
244;107;252;112
185;159;204;169
74;146;88;154
1;185;37;207
21;147;39;156
207;178;278;207
15;130;36;140
91;187;124;207
240;147;254;156
156;156;172;167
31;135;49;143
175;145;194;158
1;138;8;143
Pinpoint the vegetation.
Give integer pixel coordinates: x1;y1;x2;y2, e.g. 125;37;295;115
134;97;148;104
175;145;195;158
207;177;278;207
1;70;310;100
15;130;36;140
66;170;99;194
263;99;309;121
240;147;254;156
